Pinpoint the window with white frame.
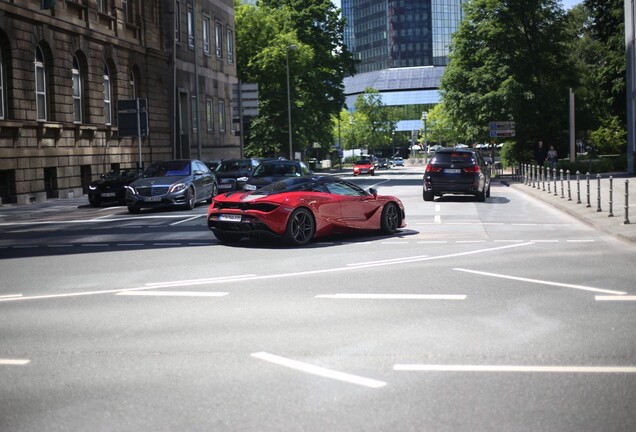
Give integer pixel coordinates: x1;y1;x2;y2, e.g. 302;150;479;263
206;98;214;132
191;95;198;132
202;16;210;54
34;46;47;121
103;63;112;125
218;99;225;132
215;22;222;58
72;56;82;123
187;6;194;48
226;28;234;64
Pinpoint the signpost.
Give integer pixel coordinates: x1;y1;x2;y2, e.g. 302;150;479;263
117;98;149;169
489;121;515;138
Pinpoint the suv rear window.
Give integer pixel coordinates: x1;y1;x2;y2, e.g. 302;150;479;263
432;152;475;164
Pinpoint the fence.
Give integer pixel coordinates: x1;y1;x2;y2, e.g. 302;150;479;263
521;164;631;225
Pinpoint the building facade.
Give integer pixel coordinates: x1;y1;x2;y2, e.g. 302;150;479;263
342;0;465;133
0;0;238;204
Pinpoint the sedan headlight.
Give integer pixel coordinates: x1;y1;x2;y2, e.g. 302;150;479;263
169;183;187;193
89;185;97;191
237;176;248;182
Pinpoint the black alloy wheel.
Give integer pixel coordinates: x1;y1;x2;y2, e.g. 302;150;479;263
380;203;400;234
284;208;315;246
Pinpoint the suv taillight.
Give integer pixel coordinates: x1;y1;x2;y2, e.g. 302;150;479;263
425;165;442;173
463;165;480;173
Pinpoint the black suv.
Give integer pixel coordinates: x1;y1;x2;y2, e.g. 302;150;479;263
423;148;491;202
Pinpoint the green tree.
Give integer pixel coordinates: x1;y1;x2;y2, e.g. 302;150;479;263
235;0;355;157
441;0;575;159
353;88;397;155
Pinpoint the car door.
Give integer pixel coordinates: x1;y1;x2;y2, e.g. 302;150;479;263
327;180;380;229
193;160;214;200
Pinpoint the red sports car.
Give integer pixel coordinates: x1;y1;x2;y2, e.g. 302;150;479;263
207;176;406;246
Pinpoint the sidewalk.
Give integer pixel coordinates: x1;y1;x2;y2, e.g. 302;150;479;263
508;172;636;244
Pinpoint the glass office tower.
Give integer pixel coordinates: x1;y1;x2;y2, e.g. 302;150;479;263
342;0;465;73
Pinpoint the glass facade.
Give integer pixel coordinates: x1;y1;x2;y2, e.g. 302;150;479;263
342;0;464;73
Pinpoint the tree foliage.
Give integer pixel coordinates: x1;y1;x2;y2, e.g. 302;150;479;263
440;0;575;156
235;0;355;157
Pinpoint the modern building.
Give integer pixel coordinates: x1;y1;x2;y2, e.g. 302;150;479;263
342;0;465;131
0;0;239;204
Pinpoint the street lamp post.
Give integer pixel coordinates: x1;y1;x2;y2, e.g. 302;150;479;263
286;44;297;160
422;111;428;159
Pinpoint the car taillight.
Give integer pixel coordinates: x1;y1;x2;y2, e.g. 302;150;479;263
463;165;480;173
425;165;442;173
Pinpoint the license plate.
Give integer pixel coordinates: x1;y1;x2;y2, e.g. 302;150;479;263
244;184;257;191
219;214;242;222
101;192;116;197
143;196;161;202
444;169;461;174
219;184;233;189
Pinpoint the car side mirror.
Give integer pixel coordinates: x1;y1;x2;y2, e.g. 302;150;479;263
369;187;378;197
194;170;204;176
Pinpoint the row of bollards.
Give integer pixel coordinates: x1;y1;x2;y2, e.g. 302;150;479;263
522;165;631;225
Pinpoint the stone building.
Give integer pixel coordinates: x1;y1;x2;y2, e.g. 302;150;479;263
0;0;239;204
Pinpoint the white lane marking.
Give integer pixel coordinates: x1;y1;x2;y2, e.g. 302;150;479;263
435;204;441;212
457;240;486;244
0;275;256;302
251;352;386;388
454;268;627;295
394;364;636;373
567;239;595;243
170;214;204;226
117;291;228;297
596;296;636;301
0;214;201;226
82;244;109;247
0;359;30;366
434;214;441;224
1;245;532;303
145;275;258;288
0;294;22;299
494;240;525;243
315;294;466;300
532;240;559;243
347;255;430;266
417;241;448;244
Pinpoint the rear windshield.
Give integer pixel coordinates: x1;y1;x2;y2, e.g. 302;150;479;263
354;160;372;165
432;152;476;164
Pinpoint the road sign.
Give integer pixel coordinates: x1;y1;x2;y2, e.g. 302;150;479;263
117;98;148;137
489;121;515;138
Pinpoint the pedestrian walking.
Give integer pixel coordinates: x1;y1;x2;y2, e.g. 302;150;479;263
535;141;547;167
547;145;558;170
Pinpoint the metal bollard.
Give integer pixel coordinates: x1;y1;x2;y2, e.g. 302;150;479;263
559;169;564;198
547;168;551;194
553;168;558;196
542;167;546;191
532;165;536;188
596;174;602;212
576;171;581;204
625;180;631;225
586;172;591;208
608;176;614;217
567;170;572;201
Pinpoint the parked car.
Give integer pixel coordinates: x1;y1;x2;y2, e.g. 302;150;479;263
243;159;312;191
392;157;405;167
214;158;260;192
423;148;491;202
208;176;406;246
88;168;142;207
353;159;375;176
125;159;218;213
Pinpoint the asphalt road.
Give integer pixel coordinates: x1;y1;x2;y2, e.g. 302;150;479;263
1;168;635;431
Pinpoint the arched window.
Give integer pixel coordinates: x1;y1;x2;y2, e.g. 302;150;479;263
34;46;47;121
72;56;82;123
103;63;112;125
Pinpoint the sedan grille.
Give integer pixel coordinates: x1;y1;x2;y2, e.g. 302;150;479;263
136;186;170;197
